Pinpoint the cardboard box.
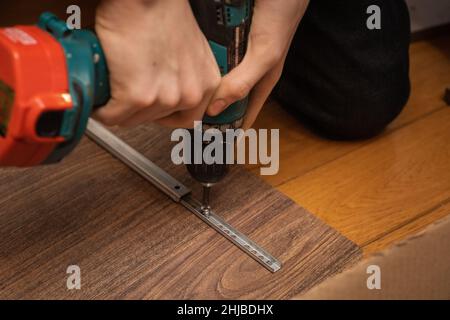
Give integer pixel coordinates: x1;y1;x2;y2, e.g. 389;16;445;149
298;215;450;300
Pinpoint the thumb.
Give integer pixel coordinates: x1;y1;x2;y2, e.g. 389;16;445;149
206;42;278;117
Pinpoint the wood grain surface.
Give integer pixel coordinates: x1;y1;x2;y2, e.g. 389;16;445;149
0;125;361;299
278;108;450;252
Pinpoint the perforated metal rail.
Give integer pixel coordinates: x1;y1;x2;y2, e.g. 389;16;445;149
86;119;281;273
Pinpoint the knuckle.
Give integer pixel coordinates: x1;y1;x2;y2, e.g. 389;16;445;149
128;87;157;110
228;80;250;101
132;98;152;110
130;95;156;111
159;89;181;109
182;89;203;109
160;95;181;109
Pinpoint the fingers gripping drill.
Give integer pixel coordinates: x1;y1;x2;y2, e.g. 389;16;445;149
0;1;253;210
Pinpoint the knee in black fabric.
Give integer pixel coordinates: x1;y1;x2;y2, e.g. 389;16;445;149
274;74;411;141
305;83;411;141
273;0;412;141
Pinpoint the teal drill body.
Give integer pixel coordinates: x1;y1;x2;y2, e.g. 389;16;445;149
37;12;109;163
190;0;253;126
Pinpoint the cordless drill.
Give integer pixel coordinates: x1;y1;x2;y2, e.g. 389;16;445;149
0;1;252;208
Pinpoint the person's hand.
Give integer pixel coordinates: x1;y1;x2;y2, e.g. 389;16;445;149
94;0;221;128
206;0;309;129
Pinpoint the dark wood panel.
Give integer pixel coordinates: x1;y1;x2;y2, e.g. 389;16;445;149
0;125;361;299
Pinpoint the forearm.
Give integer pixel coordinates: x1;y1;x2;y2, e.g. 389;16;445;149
249;0;309;56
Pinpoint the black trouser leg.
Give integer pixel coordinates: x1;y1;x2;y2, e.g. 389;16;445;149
274;0;411;140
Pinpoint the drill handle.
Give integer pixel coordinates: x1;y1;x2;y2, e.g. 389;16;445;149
190;0;253;126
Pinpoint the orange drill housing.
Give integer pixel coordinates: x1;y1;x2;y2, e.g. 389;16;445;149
0;25;72;166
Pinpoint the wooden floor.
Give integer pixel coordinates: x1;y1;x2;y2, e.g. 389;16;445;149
0;125;361;299
248;35;450;257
